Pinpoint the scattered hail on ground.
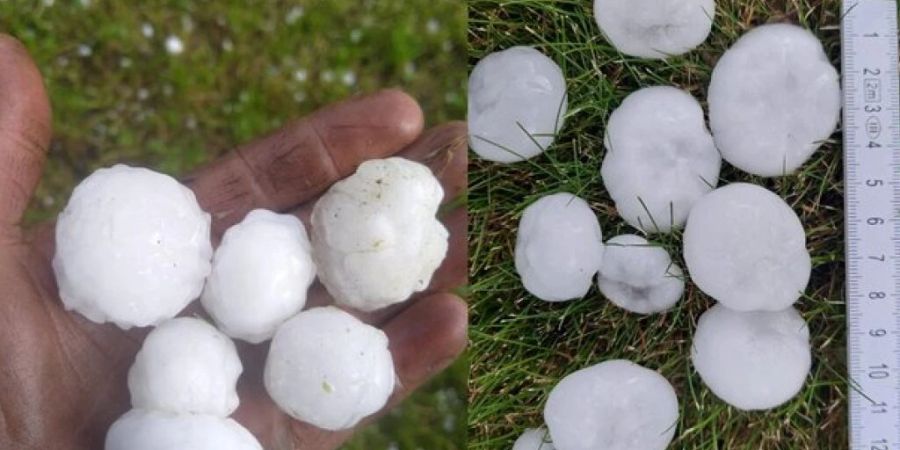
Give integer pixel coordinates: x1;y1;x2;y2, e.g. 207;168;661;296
597;234;684;314
592;0;715;59
105;409;261;450
513;427;556;450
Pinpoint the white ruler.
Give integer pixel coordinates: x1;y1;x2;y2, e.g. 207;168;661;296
843;1;900;449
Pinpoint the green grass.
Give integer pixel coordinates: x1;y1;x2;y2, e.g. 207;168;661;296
1;1;465;448
468;1;847;449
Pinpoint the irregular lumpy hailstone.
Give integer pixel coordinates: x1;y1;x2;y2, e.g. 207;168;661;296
201;209;316;343
468;46;568;163
601;86;720;232
544;360;679;450
684;183;810;311
54;164;212;329
106;409;261;450
691;304;812;410
515;193;604;302
598;234;684;314
264;306;395;431
312;157;448;312
513;427;555;450
593;0;715;59
708;23;840;176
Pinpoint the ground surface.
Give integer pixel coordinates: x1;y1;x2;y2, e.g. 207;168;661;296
1;1;465;448
468;1;848;449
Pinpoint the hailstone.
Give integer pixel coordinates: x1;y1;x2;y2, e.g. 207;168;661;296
128;317;242;417
515;193;604;302
264;306;395;431
708;23;841;176
593;0;715;59
201;209;316;343
513;427;555;450
468;46;568;163
691;304;812;410
601;86;720;232
105;409;262;450
544;359;679;450
683;183;810;311
53;164;212;329
598;234;684;314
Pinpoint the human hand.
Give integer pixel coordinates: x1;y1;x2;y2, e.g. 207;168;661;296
0;34;467;450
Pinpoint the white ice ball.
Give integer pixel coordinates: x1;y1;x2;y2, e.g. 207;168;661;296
691;304;812;410
128;317;242;417
708;23;840;176
593;0;715;59
601;86;720;233
544;359;679;450
515;193;604;302
683;183;811;311
264;306;395;430
201;209;316;343
513;427;556;450
105;409;261;450
468;46;568;163
53;164;212;329
598;234;684;314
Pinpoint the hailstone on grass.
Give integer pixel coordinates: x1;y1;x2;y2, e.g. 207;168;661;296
683;183;810;311
468;46;568;163
593;0;715;59
105;409;262;450
53;164;212;329
515;193;604;302
128;317;242;417
264;306;395;431
513;427;555;450
311;157;448;312
691;304;812;410
601;86;720;232
544;359;679;450
598;234;684;314
201;209;316;343
708;23;841;176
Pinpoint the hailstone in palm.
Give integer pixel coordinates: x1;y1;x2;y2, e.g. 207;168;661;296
513;427;555;450
593;0;715;59
105;409;262;450
598;234;684;314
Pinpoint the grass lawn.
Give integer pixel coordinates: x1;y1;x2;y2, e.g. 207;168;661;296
468;1;848;448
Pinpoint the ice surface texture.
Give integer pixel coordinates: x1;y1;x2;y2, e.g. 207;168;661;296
513;427;556;450
708;23;840;176
105;409;261;450
53;165;212;329
598;234;684;314
201;209;316;343
515;193;604;302
691;304;812;410
601;86;720;233
544;359;679;450
593;0;715;59
683;183;810;311
468;46;568;163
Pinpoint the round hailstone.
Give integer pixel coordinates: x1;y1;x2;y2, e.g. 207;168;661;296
598;234;684;314
544;360;679;450
468;46;568;163
683;183;810;311
311;157;448;312
106;409;262;450
515;193;604;302
264;306;395;430
708;23;841;176
600;86;720;233
53;164;212;329
593;0;715;59
691;304;811;410
513;427;556;450
201;209;316;343
128;317;242;417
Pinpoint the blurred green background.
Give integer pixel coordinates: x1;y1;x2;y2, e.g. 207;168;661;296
0;0;466;448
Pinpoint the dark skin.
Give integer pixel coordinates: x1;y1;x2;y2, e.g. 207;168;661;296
0;35;468;450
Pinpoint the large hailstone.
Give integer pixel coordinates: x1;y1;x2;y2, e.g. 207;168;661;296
544;360;679;450
106;409;262;450
593;0;715;59
515;193;604;302
598;234;684;314
264;306;395;431
201;209;316;343
128;317;242;417
513;427;555;450
691;304;812;410
311;157;448;312
601;86;720;232
683;183;810;311
53;164;212;329
468;46;568;163
708;23;841;176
